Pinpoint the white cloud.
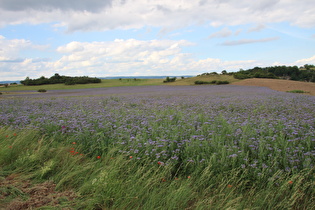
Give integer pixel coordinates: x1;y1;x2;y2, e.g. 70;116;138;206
0;36;32;60
0;0;113;12
53;39;195;76
208;27;233;38
1;34;314;81
294;55;315;66
0;0;315;32
221;37;279;46
1;37;265;80
0;36;49;61
57;42;85;53
0;36;51;80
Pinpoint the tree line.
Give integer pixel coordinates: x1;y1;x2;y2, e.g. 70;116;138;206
20;73;102;86
233;64;315;82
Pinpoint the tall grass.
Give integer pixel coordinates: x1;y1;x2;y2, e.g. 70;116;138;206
0;85;314;209
1;127;313;209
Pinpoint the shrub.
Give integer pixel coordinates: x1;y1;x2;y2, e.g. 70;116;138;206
38;89;47;93
21;74;102;86
195;80;229;85
194;81;206;85
216;80;229;85
163;77;176;83
65;80;76;85
286;90;307;93
0;92;2;95
194;81;213;85
233;73;252;79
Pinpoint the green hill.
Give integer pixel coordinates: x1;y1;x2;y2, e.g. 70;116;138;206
165;75;239;85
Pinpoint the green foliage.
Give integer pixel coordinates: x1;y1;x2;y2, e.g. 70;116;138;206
303;64;315;70
64;80;76;85
194;80;229;85
195;80;208;84
37;89;47;93
163;77;177;83
286;90;308;94
215;80;230;85
233;72;252;79
20;73;102;86
197;72;219;76
233;65;315;82
0;127;313;209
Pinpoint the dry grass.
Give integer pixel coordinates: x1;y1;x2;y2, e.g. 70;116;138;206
165;75;238;85
232;78;315;96
0;174;77;209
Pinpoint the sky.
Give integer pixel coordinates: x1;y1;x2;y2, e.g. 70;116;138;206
0;0;315;81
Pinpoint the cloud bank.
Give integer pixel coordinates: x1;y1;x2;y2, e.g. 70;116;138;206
1;0;315;31
0;1;314;80
0;0;113;12
0;36;263;80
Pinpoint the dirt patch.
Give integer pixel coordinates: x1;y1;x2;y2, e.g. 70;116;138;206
0;174;77;209
233;78;315;96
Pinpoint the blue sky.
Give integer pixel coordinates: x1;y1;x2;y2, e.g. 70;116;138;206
0;0;315;81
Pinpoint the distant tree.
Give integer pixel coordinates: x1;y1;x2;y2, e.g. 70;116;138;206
20;74;101;86
232;65;315;82
163;77;176;83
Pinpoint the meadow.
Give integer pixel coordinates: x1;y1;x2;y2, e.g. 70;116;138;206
0;78;165;92
0;85;314;209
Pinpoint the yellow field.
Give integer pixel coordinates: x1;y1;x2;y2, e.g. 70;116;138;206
233;78;315;96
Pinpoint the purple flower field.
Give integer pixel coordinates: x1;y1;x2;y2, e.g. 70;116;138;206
1;85;314;177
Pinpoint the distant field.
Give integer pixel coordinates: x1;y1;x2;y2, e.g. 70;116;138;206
0;76;238;93
233;78;315;96
0;78;164;92
165;75;239;85
1;76;315;97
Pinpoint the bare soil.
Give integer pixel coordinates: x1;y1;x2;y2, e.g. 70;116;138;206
233;78;315;96
0;174;77;209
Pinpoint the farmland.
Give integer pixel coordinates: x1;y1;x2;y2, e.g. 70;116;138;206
234;78;315;96
0;84;314;209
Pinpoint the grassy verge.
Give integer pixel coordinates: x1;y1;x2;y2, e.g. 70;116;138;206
1;125;313;209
